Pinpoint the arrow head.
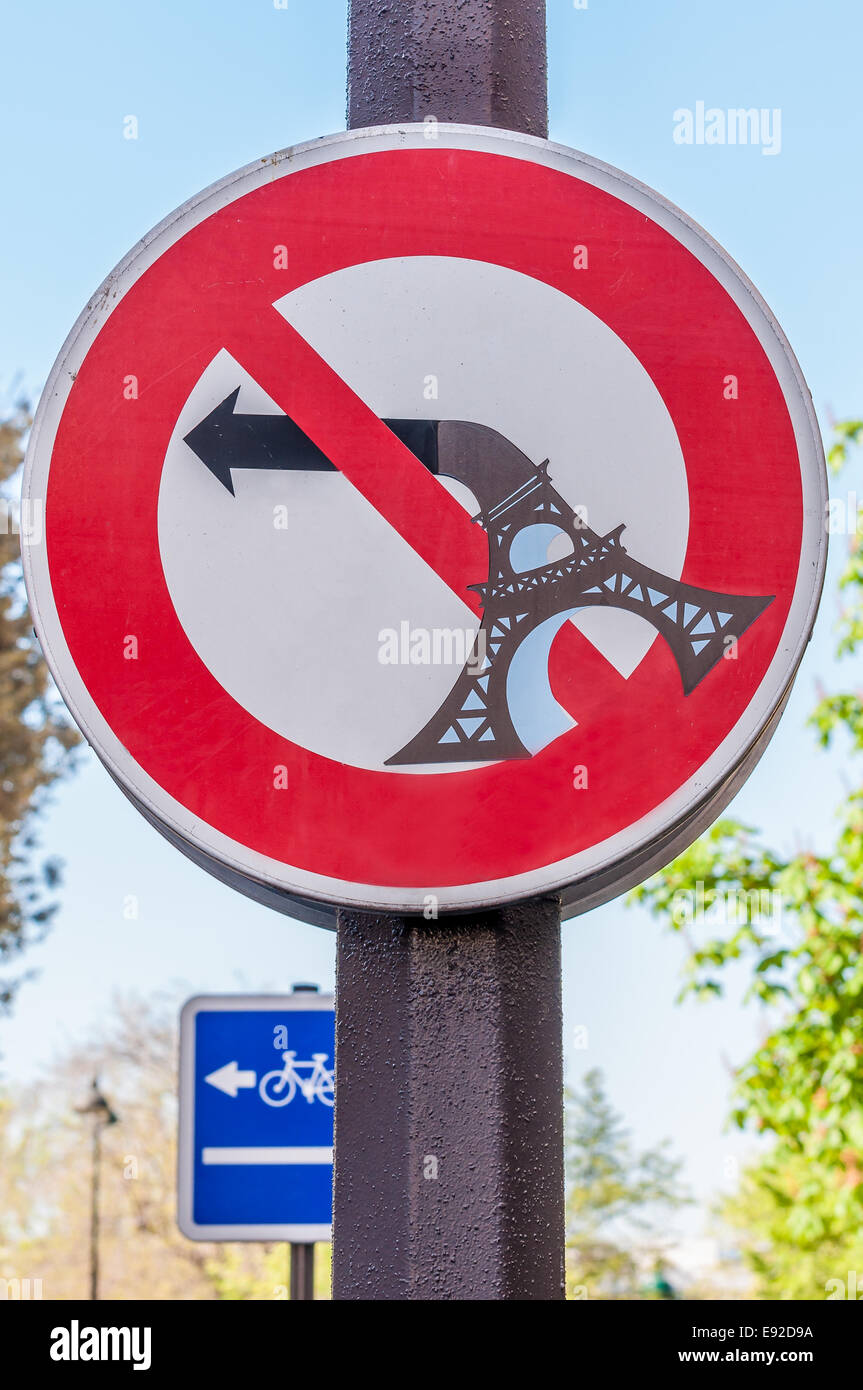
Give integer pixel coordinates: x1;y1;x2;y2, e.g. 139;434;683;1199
204;1060;256;1098
183;388;241;495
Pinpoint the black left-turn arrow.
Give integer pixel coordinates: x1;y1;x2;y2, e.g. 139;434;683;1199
183;388;440;495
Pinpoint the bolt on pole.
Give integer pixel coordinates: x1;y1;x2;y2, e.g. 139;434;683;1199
333;0;564;1301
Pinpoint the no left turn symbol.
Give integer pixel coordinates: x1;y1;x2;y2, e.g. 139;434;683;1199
23;127;827;921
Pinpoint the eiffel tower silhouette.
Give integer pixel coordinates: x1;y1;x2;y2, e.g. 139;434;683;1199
386;422;773;765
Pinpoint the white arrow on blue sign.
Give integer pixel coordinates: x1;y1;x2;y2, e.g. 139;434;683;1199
178;994;334;1241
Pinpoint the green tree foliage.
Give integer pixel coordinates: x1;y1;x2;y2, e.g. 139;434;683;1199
565;1068;689;1298
631;421;863;1298
0;403;78;1010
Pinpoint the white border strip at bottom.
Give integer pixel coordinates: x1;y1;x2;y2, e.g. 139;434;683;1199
202;1146;333;1165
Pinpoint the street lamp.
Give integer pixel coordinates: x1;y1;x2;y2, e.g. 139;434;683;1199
74;1077;119;1301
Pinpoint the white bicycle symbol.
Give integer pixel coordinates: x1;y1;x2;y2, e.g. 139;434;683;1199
259;1051;334;1107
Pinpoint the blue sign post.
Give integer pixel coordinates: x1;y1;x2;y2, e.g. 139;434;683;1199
178;994;334;1242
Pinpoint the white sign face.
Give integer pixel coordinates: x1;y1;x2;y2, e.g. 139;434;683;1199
23;126;826;921
159;259;689;770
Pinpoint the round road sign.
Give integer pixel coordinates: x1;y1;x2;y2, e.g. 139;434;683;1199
23;125;827;924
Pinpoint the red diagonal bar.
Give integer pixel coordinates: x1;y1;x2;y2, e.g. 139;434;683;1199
229;308;486;616
228;308;628;710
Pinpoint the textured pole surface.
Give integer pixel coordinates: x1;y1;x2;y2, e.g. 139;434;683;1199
334;0;563;1302
347;0;548;137
333;902;564;1298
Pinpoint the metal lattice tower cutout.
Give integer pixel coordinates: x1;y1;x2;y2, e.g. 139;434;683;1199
386;426;773;765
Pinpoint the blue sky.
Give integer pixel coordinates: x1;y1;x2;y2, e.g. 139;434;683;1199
2;0;862;1235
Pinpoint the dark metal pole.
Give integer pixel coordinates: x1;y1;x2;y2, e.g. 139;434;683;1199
90;1119;100;1301
335;0;562;1306
290;1243;315;1301
75;1078;117;1301
335;0;561;1304
334;903;564;1298
347;0;547;136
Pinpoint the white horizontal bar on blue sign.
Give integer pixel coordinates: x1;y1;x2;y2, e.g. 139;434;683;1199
202;1147;334;1165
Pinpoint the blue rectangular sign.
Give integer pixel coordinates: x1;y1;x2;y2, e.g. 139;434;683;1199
178;994;334;1241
